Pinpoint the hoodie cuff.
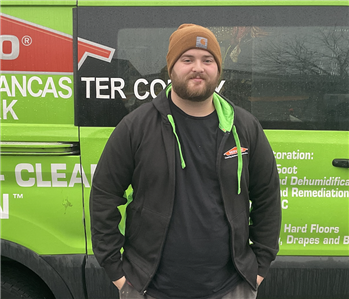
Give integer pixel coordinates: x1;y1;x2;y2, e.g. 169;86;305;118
104;260;125;282
256;254;275;278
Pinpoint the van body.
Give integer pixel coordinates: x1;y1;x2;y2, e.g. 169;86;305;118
1;1;348;298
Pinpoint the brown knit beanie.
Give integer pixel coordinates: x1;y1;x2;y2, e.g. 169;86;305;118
166;24;222;75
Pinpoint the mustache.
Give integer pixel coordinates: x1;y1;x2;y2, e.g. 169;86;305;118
189;74;207;80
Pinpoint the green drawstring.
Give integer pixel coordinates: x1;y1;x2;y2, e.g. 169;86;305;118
213;93;243;195
232;125;242;194
166;85;242;194
167;114;186;169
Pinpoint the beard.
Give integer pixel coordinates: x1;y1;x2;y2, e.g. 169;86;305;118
170;70;219;102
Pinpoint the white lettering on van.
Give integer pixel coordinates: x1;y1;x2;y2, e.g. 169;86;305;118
0;194;9;219
215;80;225;93
81;77;127;99
42;77;58;98
15;163;91;188
133;78;171;100
36;163;51;187
15;163;35;187
96;78;110;99
1;99;18;120
90;164;97;184
0;75;72;99
81;77;226;101
150;79;167;98
81;77;95;98
134;78;149;100
0;75;11;95
69;164;89;187
111;78;126;99
28;76;43;97
12;76;27;97
0;35;19;60
281;199;288;209
58;77;72;98
52;164;67;187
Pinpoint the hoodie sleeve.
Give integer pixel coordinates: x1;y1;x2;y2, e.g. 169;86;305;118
90;120;134;281
248;120;282;278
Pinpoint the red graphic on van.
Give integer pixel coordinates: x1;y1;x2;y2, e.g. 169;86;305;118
224;146;248;159
0;13;115;73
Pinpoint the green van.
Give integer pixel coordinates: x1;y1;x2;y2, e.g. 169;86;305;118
1;0;348;298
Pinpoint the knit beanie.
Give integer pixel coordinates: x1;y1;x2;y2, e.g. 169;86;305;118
166;24;222;75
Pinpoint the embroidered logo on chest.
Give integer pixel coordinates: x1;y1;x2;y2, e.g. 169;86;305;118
224;147;248;159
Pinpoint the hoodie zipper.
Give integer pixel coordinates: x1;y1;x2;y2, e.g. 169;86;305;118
216;131;248;284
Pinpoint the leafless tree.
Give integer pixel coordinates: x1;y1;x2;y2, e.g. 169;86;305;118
255;27;349;81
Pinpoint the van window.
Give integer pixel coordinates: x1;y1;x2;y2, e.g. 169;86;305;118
75;6;349;130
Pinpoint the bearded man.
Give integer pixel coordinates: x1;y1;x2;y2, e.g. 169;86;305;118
90;24;281;299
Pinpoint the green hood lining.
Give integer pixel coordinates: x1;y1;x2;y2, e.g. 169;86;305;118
165;84;242;194
167;114;186;169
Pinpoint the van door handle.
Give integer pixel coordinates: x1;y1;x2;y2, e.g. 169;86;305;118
332;159;349;168
0;142;80;156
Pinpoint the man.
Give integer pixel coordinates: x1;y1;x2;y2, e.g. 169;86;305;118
90;24;281;299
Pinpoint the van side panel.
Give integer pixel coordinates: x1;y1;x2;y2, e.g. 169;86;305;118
1;1;349;299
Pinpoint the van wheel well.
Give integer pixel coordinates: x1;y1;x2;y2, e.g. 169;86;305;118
1;258;55;299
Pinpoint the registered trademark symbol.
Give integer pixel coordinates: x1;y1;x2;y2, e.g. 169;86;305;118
22;35;32;46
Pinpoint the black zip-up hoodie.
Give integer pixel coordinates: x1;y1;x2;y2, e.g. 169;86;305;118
90;86;281;294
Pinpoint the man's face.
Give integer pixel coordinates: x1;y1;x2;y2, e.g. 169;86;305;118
170;49;220;102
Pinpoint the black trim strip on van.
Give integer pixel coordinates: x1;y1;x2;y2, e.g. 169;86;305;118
0;142;80;156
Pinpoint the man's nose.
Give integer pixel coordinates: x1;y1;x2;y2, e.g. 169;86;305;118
192;60;204;73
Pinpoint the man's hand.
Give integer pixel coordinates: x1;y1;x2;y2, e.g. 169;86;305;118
257;275;264;286
113;276;126;290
